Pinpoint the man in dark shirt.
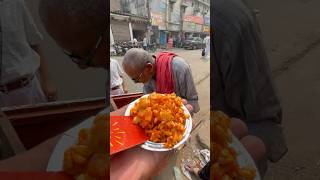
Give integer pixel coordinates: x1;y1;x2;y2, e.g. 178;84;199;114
212;0;288;175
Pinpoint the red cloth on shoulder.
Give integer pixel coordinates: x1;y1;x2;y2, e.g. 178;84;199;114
155;52;177;94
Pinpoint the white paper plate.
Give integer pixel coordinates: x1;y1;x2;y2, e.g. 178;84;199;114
125;94;192;151
46;117;95;171
231;134;261;180
46;109;109;171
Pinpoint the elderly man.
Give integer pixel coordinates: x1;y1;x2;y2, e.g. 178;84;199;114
212;0;288;176
123;48;200;113
0;0;57;107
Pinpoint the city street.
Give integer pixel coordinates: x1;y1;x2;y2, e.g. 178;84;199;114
111;48;209;94
112;48;210;180
246;0;320;179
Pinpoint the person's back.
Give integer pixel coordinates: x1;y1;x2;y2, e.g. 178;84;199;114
110;59;126;95
212;0;287;164
143;55;200;113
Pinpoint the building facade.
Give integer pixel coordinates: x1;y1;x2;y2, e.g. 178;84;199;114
110;0;149;44
182;0;210;39
110;0;210;47
149;0;210;48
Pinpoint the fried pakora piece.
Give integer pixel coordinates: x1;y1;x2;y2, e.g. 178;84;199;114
63;114;107;180
211;111;256;180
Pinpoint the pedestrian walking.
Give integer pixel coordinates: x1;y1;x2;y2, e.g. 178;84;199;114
203;35;210;58
143;36;147;51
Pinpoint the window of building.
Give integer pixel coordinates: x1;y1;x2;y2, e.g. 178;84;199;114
169;2;174;12
181;7;186;14
121;0;130;13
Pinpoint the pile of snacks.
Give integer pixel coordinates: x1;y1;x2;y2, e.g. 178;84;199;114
63;114;107;180
130;93;189;148
212;111;256;180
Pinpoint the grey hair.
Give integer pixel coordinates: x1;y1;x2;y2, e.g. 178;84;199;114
39;0;107;34
123;48;155;71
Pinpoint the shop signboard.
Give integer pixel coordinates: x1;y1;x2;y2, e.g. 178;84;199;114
203;25;210;33
204;15;210;25
151;12;166;30
183;21;196;32
183;15;204;25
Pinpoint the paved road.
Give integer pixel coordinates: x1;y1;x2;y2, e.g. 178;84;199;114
246;0;320;73
245;0;320;178
266;39;320;180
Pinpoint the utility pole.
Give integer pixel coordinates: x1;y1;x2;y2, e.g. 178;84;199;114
147;0;151;22
179;0;184;48
146;0;151;45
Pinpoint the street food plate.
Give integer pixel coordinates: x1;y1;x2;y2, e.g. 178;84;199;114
231;134;261;180
46;117;96;171
125;94;192;151
46;117;94;171
47;108;108;171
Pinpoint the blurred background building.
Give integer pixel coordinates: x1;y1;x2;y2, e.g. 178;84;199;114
110;0;210;48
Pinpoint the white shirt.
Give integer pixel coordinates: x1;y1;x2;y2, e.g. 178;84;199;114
143;37;147;46
204;36;210;46
133;38;138;44
110;58;123;88
0;0;43;84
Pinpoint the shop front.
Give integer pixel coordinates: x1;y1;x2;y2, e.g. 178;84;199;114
110;19;131;42
159;31;167;48
151;11;167;48
182;15;205;41
131;22;148;41
167;23;181;48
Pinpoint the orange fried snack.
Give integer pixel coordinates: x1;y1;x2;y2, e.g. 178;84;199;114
212;111;256;180
130;93;189;148
63;114;107;180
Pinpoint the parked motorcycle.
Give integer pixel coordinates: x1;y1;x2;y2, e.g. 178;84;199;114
112;43;124;56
